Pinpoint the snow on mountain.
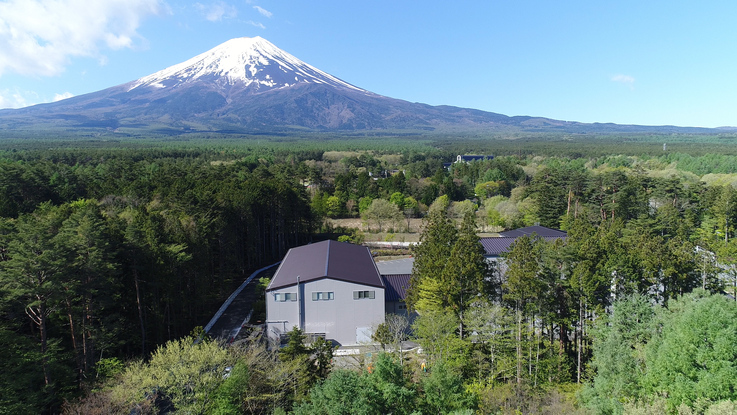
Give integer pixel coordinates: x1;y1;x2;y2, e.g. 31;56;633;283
0;36;717;135
129;36;366;94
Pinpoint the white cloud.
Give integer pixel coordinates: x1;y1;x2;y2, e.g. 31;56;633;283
253;5;272;18
611;74;635;88
195;1;237;22
0;0;168;78
0;88;36;109
247;20;266;29
53;92;74;102
0;88;74;109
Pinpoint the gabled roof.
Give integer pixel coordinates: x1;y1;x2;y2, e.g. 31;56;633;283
482;226;567;257
266;240;384;291
381;274;411;302
498;226;567;238
480;236;566;257
480;237;518;257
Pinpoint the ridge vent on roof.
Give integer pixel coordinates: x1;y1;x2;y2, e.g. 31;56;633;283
325;239;331;276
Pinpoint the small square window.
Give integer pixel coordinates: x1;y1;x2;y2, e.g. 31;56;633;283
353;290;375;300
277;293;296;302
312;292;334;301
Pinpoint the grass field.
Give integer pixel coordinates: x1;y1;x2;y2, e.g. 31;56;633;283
328;217;500;243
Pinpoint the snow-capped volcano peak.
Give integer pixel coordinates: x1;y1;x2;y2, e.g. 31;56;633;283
130;36;365;93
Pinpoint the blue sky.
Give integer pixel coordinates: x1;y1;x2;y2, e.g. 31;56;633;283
1;0;735;128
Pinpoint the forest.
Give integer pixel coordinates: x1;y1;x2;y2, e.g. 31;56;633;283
1;134;737;414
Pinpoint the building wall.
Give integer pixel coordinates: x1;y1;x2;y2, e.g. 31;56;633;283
266;279;385;346
385;300;418;325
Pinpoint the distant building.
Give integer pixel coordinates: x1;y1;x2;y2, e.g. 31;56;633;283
373;225;567;278
456;154;494;163
481;226;567;258
444;154;494;169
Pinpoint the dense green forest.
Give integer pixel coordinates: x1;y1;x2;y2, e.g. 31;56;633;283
1;135;737;414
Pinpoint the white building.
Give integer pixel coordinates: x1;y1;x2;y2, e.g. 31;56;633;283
265;240;385;346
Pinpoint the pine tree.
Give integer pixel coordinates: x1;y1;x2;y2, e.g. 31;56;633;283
2;203;70;388
406;206;456;312
503;234;544;386
441;212;490;338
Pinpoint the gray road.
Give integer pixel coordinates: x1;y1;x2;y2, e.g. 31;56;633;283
205;263;279;340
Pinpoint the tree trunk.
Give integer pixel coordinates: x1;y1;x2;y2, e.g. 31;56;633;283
516;302;522;386
65;298;83;387
28;301;51;386
83;302;92;375
577;296;582;384
133;265;146;355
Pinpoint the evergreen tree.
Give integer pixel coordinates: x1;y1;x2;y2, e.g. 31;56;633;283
503;234;545;386
421;361;477;414
441;212;490;338
406;206;457;313
643;291;737;410
2;203;70;389
582;294;654;414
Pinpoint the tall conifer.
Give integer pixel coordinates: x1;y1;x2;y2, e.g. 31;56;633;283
407;206;456;313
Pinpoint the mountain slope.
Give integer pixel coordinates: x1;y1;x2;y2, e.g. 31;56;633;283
0;37;716;135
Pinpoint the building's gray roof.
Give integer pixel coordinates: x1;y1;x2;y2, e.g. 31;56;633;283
382;274;411;302
480;237;518;257
498;226;567;238
480;236;567;256
266;240;384;291
375;258;415;275
481;226;567;256
459;155;493;162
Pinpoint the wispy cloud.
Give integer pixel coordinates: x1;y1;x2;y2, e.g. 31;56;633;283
0;88;36;109
195;1;237;22
0;0;167;78
611;74;635;89
247;20;266;29
53;92;74;102
0;88;73;109
253;5;272;18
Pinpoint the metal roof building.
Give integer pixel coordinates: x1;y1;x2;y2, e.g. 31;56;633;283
498;225;567;238
382;274;411;302
265;240;385;346
266;240;384;292
481;226;567;257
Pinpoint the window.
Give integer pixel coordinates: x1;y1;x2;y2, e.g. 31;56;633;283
353;290;375;300
398;304;407;310
274;293;297;302
311;292;334;301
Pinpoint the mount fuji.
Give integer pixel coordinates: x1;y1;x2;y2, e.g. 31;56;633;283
0;37;713;135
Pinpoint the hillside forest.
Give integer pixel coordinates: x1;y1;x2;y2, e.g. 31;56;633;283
1;137;737;414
